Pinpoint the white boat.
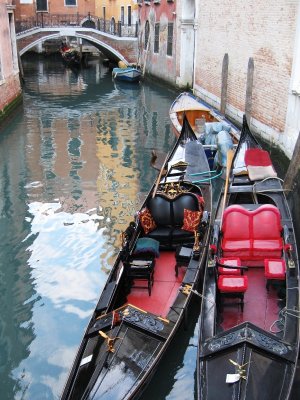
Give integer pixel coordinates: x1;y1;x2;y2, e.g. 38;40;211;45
112;67;141;83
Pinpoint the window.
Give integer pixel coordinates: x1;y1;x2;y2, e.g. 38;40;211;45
103;7;106;20
167;22;173;56
65;0;76;6
128;6;131;26
110;17;116;34
144;20;150;50
121;7;124;26
36;0;48;12
154;23;159;53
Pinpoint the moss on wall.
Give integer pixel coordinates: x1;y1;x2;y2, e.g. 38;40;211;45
0;93;23;126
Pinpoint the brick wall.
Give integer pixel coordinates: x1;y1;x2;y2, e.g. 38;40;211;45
194;0;298;136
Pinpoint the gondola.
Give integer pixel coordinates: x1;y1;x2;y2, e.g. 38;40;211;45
60;45;81;69
61;116;214;400
197;116;299;400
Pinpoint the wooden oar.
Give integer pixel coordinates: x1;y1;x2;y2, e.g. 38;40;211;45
152;152;169;198
220;149;234;225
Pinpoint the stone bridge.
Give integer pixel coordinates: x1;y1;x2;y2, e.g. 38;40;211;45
17;27;139;64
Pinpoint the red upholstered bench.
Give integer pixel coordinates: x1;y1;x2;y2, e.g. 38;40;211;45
217;275;248;311
264;259;286;290
221;205;283;266
218;257;242;275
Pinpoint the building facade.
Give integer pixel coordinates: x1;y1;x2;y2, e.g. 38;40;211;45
137;0;176;84
14;0;96;22
95;0;139;32
0;0;22;124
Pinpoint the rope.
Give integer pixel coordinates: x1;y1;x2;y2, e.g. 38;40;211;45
190;288;216;306
192;170;223;183
188;169;218;176
269;306;300;333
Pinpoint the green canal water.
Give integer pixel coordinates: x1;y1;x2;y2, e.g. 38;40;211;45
0;54;299;399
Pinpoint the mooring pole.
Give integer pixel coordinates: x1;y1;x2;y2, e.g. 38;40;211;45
283;132;300;191
245;57;254;125
220;53;229;115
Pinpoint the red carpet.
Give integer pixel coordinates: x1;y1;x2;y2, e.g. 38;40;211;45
127;251;184;318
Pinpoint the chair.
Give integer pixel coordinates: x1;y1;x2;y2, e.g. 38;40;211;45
126;258;155;296
264;259;286;291
217;275;248;311
217;257;242;275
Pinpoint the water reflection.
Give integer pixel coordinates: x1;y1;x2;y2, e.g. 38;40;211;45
0;55;176;399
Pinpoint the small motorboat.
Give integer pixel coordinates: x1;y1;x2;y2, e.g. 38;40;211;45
112;66;141;83
169;91;239;139
197;116;299;400
170;92;240;170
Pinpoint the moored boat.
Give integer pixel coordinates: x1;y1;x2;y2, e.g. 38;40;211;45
169;92;239;139
169;92;240;170
112;66;141;83
61;116;214;400
197;116;299;400
60;44;81;69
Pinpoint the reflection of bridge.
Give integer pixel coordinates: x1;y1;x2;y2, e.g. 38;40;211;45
17;26;139;64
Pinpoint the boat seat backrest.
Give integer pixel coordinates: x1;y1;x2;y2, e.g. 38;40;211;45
147;193;199;227
222;204;282;239
222;206;250;240
252;207;282;239
221;204;283;263
147;196;173;226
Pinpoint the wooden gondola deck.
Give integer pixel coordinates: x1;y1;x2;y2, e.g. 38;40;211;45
218;268;284;333
127;251;184;318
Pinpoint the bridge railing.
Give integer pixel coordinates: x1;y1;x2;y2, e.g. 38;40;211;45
15;13;139;38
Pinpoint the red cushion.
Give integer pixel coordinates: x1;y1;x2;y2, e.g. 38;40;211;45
182;209;202;232
264;259;286;280
222;239;252;252
222;206;251;240
221;204;283;262
218;275;248;293
252;206;282;240
245;148;273;167
218;258;241;275
139;208;156;234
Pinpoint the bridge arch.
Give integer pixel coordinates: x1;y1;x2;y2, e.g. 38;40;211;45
17;28;138;64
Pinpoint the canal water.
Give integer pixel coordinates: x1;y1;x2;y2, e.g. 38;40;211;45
0;54;299;400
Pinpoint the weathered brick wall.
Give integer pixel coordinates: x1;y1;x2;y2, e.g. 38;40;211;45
0;74;22;114
194;0;298;135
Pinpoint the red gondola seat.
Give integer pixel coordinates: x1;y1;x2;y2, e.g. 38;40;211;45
218;257;242;275
217;275;248;311
221;205;283;265
264;258;286;290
